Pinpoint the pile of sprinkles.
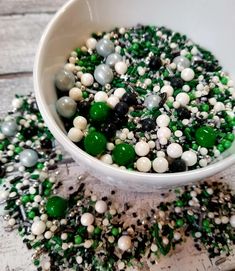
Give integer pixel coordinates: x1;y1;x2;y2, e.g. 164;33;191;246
0;94;235;271
55;25;235;173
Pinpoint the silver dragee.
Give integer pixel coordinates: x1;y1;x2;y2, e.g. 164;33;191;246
20;149;39;167
55;69;75;91
173;56;191;69
94;64;114;85
1;120;18;137
144;95;161;110
56;97;77;118
96;39;115;57
105;53;122;67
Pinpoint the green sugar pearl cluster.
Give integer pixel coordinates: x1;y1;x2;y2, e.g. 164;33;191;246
55;25;235;173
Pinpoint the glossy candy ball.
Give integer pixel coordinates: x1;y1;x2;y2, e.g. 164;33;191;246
96;39;115;57
1;120;18;137
169;159;187;172
106;53;122;67
135;141;150;156
31;220;46;236
112;143;135;166
114;102;129;116
55;69;75;91
181;68;195;81
136;157;151;172
20;149;38;167
152;157;169;173
81;213;94;226
95;200;107;214
84;132;107;156
181;151;197;166
149;56;162;70
141;118;155;132
94;64;114;85
89;102;110;122
46;196;68;218
195;126;216;148
144;95;161;110
167;143;183;158
173;56;191;70
118;235;132;251
56;96;77;118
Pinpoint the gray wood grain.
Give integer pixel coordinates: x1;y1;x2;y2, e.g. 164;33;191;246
0;14;53;74
0;0;66;15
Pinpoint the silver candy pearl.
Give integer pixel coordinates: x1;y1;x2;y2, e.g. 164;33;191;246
19;149;39;167
56;96;77;118
173;56;190;69
55;69;75;91
192;55;202;62
144;95;161;110
96;39;115;57
1;120;18;137
105;53;122;67
94;64;113;85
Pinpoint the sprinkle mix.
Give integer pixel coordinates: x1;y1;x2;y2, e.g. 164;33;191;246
0;94;235;270
55;25;235;173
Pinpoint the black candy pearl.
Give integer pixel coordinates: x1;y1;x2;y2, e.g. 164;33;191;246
101;123;117;139
108;113;128;128
114;102;129;116
0;165;5;178
169;159;187;172
22;127;38;139
121;92;138;106
41;138;53;149
149;56;162;70
170;77;184;89
141;118;156;132
177;107;191;120
78;101;90;116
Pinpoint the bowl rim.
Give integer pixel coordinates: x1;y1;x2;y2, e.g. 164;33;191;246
33;0;235;185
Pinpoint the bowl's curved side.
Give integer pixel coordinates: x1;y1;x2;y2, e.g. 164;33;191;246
34;0;235;192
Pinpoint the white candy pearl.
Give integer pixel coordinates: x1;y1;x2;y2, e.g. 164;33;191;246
156;114;170;127
175;93;190;106
95;200;107;214
94;91;108;102
115;61;128;75
152;157;169;173
106;95;119;108
80;213;94;226
157;127;171;139
8;218;16;226
100;154;113;165
135;141;150;156
44;231;53;239
114;88;126;98
76;256;83;264
136;157;151;172
68;128;83;142
174;232;181;241
69;87;83;101
214;102;225;112
0;190;9;201
161;85;174;97
181;68;195;81
181;151;197;166
81;73;94;86
167;143;183;158
86;37;97;50
73;116;87;130
12;98;23;109
118;236;132;251
31;221;46;235
230;215;235;228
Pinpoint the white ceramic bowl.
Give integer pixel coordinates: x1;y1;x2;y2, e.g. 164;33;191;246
34;0;235;192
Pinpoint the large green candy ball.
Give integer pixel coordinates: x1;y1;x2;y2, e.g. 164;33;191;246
84;131;107;156
46;196;68;218
195;126;216;148
112;143;135;166
89;102;110;122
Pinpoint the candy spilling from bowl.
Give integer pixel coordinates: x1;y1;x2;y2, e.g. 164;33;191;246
54;25;235;174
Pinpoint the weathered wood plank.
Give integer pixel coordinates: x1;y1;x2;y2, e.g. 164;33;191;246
0;75;33;116
0;0;66;15
0;14;53;74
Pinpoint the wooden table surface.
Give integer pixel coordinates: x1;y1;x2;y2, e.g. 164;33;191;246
0;1;235;270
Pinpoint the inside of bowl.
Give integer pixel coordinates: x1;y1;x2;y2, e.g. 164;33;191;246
36;0;235;158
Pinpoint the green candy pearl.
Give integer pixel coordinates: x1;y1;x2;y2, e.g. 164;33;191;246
112;143;135;166
84;131;107;156
175;218;184;227
111;227;119;236
195;126;216;148
74;235;83;244
46;196;68;218
89;102;110;122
